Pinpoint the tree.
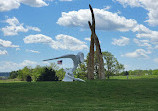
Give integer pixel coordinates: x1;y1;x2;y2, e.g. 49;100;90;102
9;71;18;79
74;63;87;80
87;4;105;80
17;66;32;81
56;68;65;81
102;51;124;79
32;65;45;81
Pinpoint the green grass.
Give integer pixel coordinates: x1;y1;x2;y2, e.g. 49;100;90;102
110;75;158;80
0;79;158;111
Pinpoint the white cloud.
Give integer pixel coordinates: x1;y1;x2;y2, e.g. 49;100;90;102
1;17;41;36
57;7;158;47
0;39;19;48
112;36;129;46
115;0;158;26
133;38;152;48
59;0;72;1
57;8;137;32
19;0;48;7
155;45;158;49
26;49;40;54
0;60;37;72
132;24;151;33
0;0;48;12
27;26;41;32
122;49;151;58
20;60;37;67
154;58;158;63
16;48;20;51
0;0;20;12
24;34;52;44
24;34;88;51
132;24;158;46
0;50;8;55
84;37;91;41
114;0;142;7
136;31;158;44
54;34;88;51
103;6;111;10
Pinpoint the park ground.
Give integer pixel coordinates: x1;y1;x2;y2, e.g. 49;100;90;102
0;75;158;111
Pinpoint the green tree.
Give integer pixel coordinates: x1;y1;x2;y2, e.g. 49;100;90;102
74;63;87;80
17;66;32;81
102;51;124;79
9;71;18;79
56;68;65;81
32;65;45;81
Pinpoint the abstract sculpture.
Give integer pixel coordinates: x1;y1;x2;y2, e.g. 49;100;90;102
43;52;85;82
87;4;105;79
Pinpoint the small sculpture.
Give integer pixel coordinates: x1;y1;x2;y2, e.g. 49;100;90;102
43;52;85;82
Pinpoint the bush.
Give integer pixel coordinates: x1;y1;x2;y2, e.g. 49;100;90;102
26;75;32;82
37;68;58;81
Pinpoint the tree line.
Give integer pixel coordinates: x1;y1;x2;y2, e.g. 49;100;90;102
9;63;65;81
9;51;158;81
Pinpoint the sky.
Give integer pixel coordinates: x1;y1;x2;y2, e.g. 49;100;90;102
0;0;158;72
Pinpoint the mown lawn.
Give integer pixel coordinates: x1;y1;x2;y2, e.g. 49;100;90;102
0;79;158;111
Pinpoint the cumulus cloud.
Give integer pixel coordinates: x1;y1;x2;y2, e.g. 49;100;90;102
20;60;37;67
0;60;37;72
122;49;151;58
131;24;158;47
155;45;158;49
24;34;52;44
0;39;19;48
133;38;152;48
57;7;158;47
54;34;88;51
115;0;158;26
1;17;41;36
84;37;91;41
154;58;158;63
136;31;158;44
19;0;48;7
24;34;88;51
0;0;48;12
16;48;20;51
26;49;40;54
59;0;72;1
57;8;137;32
0;50;8;55
0;0;20;12
112;36;129;46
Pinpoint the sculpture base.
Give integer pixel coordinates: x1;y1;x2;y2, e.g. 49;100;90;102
62;73;73;82
62;73;85;82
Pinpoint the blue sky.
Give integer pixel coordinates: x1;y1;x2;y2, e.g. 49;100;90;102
0;0;158;72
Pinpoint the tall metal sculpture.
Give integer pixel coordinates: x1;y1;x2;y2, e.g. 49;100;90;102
87;5;105;79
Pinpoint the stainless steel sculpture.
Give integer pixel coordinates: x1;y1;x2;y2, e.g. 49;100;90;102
43;52;85;82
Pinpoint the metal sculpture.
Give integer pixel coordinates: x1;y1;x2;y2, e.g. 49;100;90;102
43;52;85;82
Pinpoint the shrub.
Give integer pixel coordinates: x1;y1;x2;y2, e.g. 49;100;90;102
26;75;32;82
37;68;58;81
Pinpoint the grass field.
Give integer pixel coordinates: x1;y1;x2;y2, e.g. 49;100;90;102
110;75;158;80
1;78;158;111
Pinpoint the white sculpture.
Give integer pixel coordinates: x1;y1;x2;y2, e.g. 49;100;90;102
43;52;85;82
